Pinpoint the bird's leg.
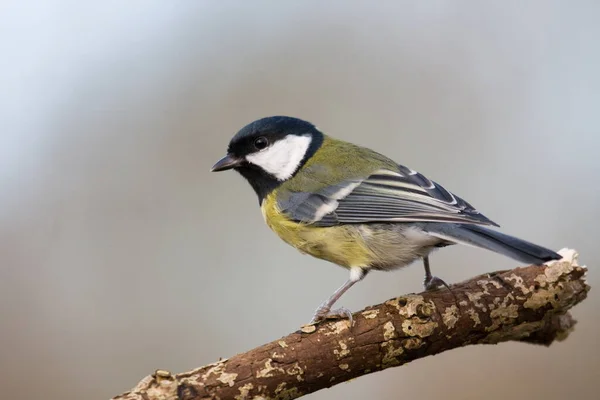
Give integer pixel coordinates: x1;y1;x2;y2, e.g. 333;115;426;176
422;255;451;291
309;267;367;325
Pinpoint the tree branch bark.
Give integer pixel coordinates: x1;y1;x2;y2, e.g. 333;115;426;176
112;249;589;400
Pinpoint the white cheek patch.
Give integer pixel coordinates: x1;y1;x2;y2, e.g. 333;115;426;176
246;134;312;181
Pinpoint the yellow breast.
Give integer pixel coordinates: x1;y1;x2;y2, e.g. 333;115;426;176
261;192;373;269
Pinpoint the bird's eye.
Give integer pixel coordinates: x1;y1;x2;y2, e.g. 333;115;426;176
254;136;269;150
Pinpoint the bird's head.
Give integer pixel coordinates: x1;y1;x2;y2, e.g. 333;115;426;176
211;116;324;201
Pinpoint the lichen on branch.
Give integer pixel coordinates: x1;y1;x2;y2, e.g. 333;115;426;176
112;249;589;400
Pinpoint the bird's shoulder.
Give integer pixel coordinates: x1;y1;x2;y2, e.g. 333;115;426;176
280;136;399;193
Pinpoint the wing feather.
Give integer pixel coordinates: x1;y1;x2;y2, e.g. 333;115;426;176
279;166;498;227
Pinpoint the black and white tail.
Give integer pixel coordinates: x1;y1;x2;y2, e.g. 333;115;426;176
424;223;561;264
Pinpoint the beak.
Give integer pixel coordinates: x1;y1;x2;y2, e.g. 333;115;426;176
210;154;243;172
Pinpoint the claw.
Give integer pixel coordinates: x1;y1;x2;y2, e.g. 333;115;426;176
309;305;353;325
424;274;459;307
423;275;451;291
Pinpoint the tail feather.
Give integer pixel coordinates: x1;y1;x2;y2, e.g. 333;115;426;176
424;223;561;265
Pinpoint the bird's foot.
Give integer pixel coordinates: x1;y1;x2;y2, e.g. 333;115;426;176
423;275;459;306
309;304;353;326
423;275;451;291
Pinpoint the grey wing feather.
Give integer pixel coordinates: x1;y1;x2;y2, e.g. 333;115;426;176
277;179;362;225
279;165;498;227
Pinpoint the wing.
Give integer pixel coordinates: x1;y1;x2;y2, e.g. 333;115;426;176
278;165;499;227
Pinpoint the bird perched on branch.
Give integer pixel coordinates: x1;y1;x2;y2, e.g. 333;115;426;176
211;116;561;324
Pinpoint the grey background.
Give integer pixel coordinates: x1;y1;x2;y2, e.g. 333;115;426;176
1;1;599;399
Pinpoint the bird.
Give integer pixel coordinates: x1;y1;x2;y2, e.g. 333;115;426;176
211;116;561;324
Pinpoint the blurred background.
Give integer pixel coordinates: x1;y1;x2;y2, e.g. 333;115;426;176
1;1;599;399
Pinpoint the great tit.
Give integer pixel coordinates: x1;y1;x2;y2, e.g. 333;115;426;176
211;116;561;324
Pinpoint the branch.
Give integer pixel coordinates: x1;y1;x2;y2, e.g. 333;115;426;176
112;249;589;400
